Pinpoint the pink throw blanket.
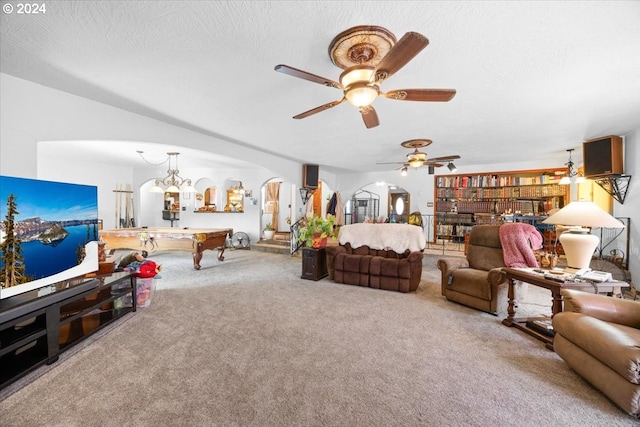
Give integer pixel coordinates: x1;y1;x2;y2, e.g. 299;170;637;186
499;222;543;268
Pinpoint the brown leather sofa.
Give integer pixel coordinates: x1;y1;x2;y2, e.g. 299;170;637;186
437;225;508;314
552;289;640;418
325;223;425;293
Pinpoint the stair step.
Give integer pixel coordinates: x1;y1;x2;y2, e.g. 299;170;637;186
252;241;290;255
273;232;290;242
259;239;289;247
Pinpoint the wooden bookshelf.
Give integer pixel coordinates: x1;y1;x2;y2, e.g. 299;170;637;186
434;168;569;243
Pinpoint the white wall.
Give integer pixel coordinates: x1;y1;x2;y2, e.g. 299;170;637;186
615;131;639;288
1;72;637;285
0;73;332;243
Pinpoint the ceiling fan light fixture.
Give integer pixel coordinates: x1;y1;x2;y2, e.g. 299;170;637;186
408;158;423;168
344;82;378;107
340;66;374;87
341;67;378;107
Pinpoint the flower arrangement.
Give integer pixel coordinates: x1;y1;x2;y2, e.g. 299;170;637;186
298;214;336;248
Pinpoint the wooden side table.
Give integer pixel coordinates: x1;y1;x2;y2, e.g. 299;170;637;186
501;267;630;350
301;247;328;281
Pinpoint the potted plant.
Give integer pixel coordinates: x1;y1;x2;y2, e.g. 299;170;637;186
263;223;276;240
298;214;336;248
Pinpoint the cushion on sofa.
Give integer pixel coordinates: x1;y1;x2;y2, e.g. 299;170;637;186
343;242;409;259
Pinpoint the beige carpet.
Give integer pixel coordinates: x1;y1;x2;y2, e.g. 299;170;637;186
0;249;636;426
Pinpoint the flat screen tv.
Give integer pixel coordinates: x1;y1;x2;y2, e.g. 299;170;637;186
0;176;99;299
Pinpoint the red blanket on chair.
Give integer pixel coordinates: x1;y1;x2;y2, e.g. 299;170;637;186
499;223;543;268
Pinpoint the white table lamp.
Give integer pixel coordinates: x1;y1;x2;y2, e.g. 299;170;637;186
541;201;625;275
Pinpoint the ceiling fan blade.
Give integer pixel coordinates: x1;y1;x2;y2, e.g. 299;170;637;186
383;88;457;102
424;162;444;168
359;105;379;129
274;64;342;89
428;155;461;162
293;99;345;119
373;32;429;83
376;161;406;165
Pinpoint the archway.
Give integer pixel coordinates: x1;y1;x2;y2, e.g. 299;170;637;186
346;182;410;224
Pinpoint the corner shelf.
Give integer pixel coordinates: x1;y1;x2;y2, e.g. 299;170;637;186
593;174;631;204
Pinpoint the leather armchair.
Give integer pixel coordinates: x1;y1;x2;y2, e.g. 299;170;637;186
552;289;640;418
437;225;508;315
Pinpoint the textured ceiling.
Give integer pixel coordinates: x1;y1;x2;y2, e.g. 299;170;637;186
2;1;640;173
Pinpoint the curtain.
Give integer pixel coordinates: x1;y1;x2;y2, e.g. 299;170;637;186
266;182;280;231
335;191;345;226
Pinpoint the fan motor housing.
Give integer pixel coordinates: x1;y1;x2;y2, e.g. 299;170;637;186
329;25;397;69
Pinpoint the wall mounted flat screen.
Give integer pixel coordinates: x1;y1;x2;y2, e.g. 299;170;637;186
0;176;99;298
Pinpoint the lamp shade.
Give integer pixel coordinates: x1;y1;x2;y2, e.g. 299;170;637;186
558;176;571;185
542;201;624;274
541;201;624;229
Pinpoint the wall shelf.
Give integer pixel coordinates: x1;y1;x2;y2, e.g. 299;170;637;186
593;174;632;204
193;211;243;214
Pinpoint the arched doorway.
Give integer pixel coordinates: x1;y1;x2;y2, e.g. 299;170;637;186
346;182;410;224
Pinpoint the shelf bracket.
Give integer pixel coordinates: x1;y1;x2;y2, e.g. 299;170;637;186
593;174;632;204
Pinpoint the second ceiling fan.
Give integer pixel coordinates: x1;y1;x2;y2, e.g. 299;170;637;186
377;139;461;174
275;25;456;129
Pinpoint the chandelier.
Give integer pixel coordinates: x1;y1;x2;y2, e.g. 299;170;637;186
146;152;195;193
559;149;585;185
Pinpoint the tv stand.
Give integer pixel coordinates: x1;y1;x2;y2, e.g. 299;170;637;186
0;271;136;390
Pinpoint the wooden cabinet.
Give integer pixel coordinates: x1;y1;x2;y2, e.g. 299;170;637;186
0;272;135;390
434;169;569;242
301;247;328;281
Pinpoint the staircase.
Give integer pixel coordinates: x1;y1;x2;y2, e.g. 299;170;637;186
252;232;292;255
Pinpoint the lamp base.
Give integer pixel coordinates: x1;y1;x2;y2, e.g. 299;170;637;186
559;231;599;274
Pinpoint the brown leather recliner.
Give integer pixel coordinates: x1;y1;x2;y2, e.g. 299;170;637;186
437;225;508;315
552;289;640;418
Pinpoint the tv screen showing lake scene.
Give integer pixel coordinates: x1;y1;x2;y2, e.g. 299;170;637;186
0;175;99;298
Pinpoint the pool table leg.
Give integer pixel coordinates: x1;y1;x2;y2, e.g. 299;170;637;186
192;252;202;270
192;245;226;270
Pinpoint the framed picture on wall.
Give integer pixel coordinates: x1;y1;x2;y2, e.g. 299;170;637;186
245;190;252;197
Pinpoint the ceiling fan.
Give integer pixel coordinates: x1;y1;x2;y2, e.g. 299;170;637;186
377;139;461;174
275;26;456;129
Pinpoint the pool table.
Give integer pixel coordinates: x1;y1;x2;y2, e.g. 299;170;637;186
99;227;233;270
